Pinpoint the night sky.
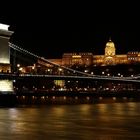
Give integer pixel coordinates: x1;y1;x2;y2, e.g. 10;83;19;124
0;6;140;59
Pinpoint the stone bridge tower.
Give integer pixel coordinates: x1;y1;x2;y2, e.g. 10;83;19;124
0;23;14;94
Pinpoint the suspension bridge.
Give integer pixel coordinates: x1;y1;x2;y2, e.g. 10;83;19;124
1;23;140;106
7;42;140;82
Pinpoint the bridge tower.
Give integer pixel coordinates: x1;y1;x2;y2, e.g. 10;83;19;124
0;23;14;94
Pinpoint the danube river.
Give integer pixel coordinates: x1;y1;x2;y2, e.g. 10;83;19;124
1;102;140;140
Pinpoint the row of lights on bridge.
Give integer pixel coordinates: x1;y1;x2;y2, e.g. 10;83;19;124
16;63;135;77
17;96;129;101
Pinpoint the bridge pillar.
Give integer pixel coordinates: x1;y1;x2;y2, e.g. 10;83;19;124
0;23;14;94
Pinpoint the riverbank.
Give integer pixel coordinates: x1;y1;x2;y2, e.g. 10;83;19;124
1;90;140;106
15;90;140;105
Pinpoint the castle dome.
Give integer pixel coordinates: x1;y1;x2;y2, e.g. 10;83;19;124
105;38;116;56
106;38;115;49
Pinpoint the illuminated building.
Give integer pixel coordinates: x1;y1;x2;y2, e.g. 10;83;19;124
62;53;93;66
93;38;128;66
127;51;140;63
37;38;140;67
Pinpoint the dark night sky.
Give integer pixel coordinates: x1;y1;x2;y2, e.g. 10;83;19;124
0;4;140;59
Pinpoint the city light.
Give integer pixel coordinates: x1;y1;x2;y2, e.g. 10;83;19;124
19;67;23;71
0;23;9;30
91;72;94;74
0;80;13;92
118;73;121;76
72;55;81;58
58;68;62;71
107;73;110;76
17;64;20;67
32;66;35;70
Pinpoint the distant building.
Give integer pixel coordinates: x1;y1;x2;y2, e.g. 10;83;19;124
38;38;140;67
93;38;128;66
127;51;140;63
62;53;93;66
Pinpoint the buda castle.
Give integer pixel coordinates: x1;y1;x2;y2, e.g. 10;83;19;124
40;38;140;67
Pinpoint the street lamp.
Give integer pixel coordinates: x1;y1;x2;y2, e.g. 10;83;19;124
102;71;105;75
118;73;121;76
107;73;110;76
58;68;63;75
17;64;20;68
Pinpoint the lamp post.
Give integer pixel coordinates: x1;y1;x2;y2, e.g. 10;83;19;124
58;68;63;75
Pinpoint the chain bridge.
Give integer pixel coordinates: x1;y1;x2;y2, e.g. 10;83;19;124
0;23;140;106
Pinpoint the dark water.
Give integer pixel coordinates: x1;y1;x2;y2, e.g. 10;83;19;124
1;102;140;140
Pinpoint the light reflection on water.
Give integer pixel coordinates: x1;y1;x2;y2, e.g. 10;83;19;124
0;102;140;139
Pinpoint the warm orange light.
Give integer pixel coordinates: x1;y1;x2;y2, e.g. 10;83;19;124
72;55;81;58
